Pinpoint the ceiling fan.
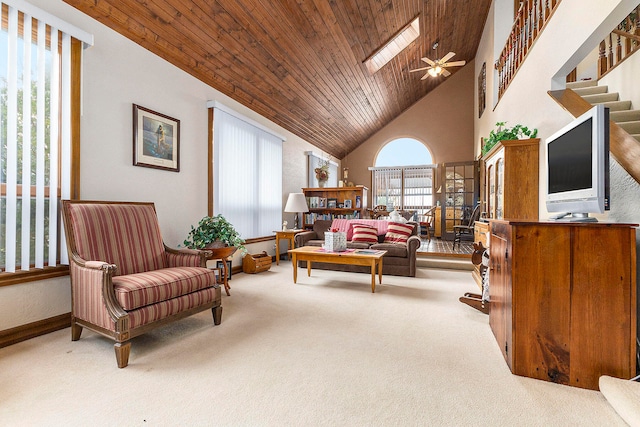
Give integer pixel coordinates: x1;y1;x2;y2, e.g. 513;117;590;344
410;50;466;79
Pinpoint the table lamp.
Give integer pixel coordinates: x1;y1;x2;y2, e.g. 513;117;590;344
284;193;309;229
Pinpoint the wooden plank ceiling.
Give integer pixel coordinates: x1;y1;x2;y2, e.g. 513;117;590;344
63;0;491;159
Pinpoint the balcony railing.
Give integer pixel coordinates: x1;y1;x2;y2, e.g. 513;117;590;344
598;4;639;78
495;0;562;100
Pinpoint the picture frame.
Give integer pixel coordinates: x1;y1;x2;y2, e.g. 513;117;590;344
344;199;352;209
478;62;486;119
355;195;361;208
319;198;326;208
327;198;337;209
216;260;232;280
133;104;180;172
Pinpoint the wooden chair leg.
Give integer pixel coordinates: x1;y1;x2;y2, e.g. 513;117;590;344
212;305;223;325
71;323;83;341
115;341;131;368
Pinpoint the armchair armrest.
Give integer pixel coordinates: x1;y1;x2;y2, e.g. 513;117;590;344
164;245;210;268
68;253;128;334
294;230;317;247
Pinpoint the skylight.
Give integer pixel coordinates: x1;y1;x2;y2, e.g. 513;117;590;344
365;17;420;74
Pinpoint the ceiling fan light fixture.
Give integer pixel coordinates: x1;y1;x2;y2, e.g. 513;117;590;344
428;66;442;77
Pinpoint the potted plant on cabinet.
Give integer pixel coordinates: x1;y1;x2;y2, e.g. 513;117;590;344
183;214;246;254
482;122;538;156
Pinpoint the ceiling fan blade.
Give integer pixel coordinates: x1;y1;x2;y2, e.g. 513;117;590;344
409;67;430;73
441;68;452;77
420;72;430;80
421;57;436;66
440;52;455;63
443;60;466;67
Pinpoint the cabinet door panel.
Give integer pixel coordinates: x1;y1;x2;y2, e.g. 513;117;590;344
570;227;635;389
511;225;571;383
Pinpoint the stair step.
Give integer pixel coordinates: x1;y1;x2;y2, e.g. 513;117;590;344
567;80;598;89
610;110;640;122
572;85;608;96
581;92;619;103
595;100;632;111
618;121;640;134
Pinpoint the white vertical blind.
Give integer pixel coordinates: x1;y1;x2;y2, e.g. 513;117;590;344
1;2;78;271
213;107;283;239
371;166;434;215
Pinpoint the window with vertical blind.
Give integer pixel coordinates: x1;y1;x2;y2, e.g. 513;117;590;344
211;104;284;240
370;166;434;215
0;1;90;283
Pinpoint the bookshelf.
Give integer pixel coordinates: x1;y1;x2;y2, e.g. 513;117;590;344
302;186;368;228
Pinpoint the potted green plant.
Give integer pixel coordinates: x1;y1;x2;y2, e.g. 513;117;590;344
482;122;538;156
183;214;246;253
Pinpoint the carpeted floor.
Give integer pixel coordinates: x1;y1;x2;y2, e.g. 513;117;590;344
0;264;626;426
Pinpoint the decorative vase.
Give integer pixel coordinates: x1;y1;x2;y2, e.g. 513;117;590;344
318;179;327;188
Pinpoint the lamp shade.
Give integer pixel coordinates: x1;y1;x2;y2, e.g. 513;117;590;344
284;193;309;213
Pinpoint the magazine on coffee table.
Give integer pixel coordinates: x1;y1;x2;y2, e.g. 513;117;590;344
354;249;386;255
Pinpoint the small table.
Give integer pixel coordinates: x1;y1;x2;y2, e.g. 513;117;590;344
288;246;387;293
274;229;304;265
206;246;237;296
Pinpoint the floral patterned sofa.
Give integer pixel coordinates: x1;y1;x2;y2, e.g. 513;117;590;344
62;200;222;368
293;219;421;277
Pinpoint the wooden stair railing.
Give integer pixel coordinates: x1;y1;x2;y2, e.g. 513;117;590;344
598;4;640;78
495;0;562;100
548;88;640;186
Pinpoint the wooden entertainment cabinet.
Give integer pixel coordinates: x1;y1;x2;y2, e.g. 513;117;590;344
489;220;637;390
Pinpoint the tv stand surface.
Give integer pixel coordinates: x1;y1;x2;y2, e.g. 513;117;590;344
489;219;637;390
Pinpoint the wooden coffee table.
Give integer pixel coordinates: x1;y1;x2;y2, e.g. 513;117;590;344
288;246;387;293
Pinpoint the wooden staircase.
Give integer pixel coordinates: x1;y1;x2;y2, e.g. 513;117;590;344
567;80;640;143
548;85;640;185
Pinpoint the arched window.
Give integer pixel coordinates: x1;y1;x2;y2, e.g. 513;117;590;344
370;138;435;216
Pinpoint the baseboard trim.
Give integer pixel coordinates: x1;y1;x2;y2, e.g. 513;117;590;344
0;312;71;348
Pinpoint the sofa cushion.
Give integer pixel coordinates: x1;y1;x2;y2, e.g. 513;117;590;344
112;266;218;311
352;225;378;244
384;222;415;244
347;241;372;250
370;243;408;257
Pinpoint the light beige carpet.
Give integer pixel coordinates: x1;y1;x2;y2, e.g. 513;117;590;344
0;263;627;426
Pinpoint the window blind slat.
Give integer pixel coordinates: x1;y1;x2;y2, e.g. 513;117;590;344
47;27;59;267
21;13;33;270
34;18;46;269
5;6;19;272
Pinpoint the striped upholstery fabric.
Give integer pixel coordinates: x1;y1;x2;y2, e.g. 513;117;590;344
384;222;415;244
165;249;205;268
331;218;389;238
351;225;378;244
71;262;118;331
112;267;218;310
66;203;166;276
128;287;219;329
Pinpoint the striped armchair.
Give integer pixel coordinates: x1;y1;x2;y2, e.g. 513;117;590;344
62;200;222;368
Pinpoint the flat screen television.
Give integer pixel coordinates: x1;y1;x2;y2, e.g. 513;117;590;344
545;104;610;222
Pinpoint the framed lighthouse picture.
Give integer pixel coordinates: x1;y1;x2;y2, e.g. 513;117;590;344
133;104;180;172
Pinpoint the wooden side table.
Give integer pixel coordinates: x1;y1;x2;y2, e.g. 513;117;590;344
206;246;237;296
274;229;304;265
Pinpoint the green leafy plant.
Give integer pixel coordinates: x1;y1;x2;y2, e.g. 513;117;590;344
183;214;246;253
482;122;538;156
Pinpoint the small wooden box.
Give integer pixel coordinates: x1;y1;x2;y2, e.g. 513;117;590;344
242;251;272;274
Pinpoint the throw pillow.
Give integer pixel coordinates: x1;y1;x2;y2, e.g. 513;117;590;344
384;222;414;244
351;225;378;244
